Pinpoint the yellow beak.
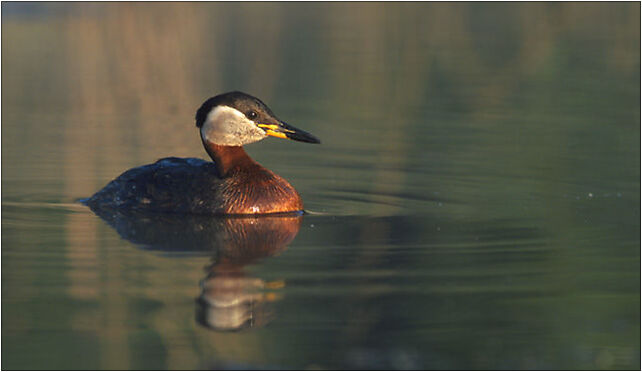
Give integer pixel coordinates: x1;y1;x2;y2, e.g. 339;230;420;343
257;122;320;144
257;124;291;139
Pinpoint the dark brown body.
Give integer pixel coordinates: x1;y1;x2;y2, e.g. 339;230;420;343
85;144;303;215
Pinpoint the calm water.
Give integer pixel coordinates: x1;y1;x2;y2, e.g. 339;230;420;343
2;3;640;370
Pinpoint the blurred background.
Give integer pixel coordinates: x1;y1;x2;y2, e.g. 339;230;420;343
2;2;640;370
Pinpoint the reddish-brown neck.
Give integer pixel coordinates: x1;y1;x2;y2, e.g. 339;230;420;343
201;139;304;213
202;141;258;177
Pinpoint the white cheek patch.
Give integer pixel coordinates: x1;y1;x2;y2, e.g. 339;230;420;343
200;106;267;146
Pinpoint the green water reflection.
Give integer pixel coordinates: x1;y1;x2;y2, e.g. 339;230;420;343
2;2;640;370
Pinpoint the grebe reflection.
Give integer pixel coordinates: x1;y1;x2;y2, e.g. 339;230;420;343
87;206;301;331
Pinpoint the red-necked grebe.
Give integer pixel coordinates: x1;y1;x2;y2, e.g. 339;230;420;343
85;91;320;215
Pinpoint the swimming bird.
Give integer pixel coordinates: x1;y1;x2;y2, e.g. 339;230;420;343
85;91;320;215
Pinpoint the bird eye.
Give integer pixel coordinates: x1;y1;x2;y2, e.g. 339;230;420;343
247;111;257;120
